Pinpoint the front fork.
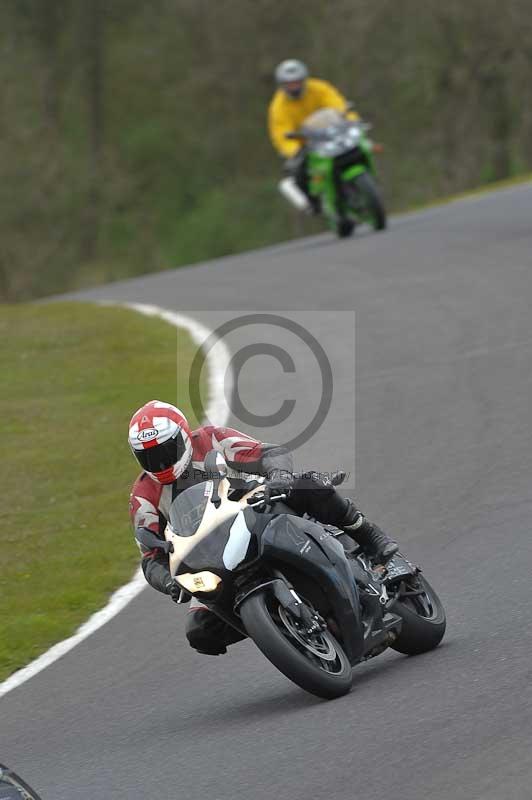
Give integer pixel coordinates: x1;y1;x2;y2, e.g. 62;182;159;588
235;573;326;637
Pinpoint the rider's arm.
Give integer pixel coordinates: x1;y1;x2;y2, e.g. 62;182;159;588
268;96;301;158
202;425;294;478
140;547;173;595
129;476;172;595
312;78;360;121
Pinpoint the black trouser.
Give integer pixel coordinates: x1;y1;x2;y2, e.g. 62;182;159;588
291;152;323;214
288;471;349;524
291;150;309;196
185;603;247;656
186;472;349;654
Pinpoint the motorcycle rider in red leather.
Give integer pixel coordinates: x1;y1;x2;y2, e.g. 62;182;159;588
128;400;398;656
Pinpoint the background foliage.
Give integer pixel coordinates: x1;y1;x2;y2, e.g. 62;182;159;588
3;0;532;301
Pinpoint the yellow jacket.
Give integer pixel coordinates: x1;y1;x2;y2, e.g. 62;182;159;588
268;77;358;158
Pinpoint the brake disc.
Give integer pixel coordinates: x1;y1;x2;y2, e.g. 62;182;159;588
278;605;337;661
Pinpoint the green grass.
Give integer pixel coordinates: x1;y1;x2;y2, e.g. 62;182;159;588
0;302;205;681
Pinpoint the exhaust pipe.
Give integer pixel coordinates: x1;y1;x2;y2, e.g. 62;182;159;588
278;177;311;212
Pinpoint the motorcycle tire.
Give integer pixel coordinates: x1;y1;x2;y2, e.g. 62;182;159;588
390;575;446;655
351;172;387;231
240;590;352;699
336;218;356;238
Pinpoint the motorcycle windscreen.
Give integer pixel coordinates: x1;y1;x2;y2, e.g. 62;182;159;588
303;108;345;130
169;482;211;537
167;481;240;574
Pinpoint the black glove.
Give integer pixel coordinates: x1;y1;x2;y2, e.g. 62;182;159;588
264;468;294;502
166;578;191;604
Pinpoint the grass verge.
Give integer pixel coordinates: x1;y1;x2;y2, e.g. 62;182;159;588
0;301;204;681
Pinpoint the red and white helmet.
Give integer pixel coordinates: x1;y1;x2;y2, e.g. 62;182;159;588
128;400;193;484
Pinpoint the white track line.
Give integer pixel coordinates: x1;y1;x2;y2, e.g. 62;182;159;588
0;302;231;700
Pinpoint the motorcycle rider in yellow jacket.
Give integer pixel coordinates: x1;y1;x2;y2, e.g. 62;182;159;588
268;59;360;212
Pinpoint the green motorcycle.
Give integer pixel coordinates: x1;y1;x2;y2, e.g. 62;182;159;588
285;108;387;238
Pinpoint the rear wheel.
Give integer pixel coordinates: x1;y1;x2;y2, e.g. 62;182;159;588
349;172;387;231
390;575;446;655
240;590;352;699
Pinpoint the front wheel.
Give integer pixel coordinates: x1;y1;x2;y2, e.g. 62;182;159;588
390;575;446;655
240;591;352;699
336;218;356;238
349;172;387;231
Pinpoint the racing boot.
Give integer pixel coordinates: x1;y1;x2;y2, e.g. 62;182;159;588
341;500;398;563
307;193;321;216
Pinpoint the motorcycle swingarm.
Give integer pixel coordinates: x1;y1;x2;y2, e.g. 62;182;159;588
353;570;403;658
361;610;402;660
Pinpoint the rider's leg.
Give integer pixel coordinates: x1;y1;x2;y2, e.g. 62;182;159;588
341;499;398;562
288;472;398;563
293;154;320;215
185;598;246;656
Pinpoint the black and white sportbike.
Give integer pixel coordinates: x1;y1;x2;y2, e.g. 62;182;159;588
140;452;446;699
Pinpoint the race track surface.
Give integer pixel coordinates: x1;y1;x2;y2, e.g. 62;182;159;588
2;185;532;798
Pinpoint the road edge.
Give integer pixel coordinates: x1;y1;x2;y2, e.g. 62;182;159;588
0;302;231;700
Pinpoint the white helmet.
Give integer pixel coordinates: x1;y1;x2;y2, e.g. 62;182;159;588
275;59;308;97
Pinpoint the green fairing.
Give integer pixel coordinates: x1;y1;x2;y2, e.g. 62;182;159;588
295;112;386;236
341;164;367;181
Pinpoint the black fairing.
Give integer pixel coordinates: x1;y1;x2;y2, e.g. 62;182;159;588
259;514;364;664
167;484;365;660
334;146;367;170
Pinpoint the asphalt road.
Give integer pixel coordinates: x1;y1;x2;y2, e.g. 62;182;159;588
3;184;532;799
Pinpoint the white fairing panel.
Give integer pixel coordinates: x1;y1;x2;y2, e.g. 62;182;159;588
223;512;252;570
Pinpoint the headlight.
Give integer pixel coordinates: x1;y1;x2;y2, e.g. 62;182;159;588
322;141;338;155
345;132;360;147
176;571;222;593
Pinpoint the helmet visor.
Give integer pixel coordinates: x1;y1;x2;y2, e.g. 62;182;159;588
134;432;187;473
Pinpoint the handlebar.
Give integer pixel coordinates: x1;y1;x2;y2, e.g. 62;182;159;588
247;492;287;508
285;119;372;142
